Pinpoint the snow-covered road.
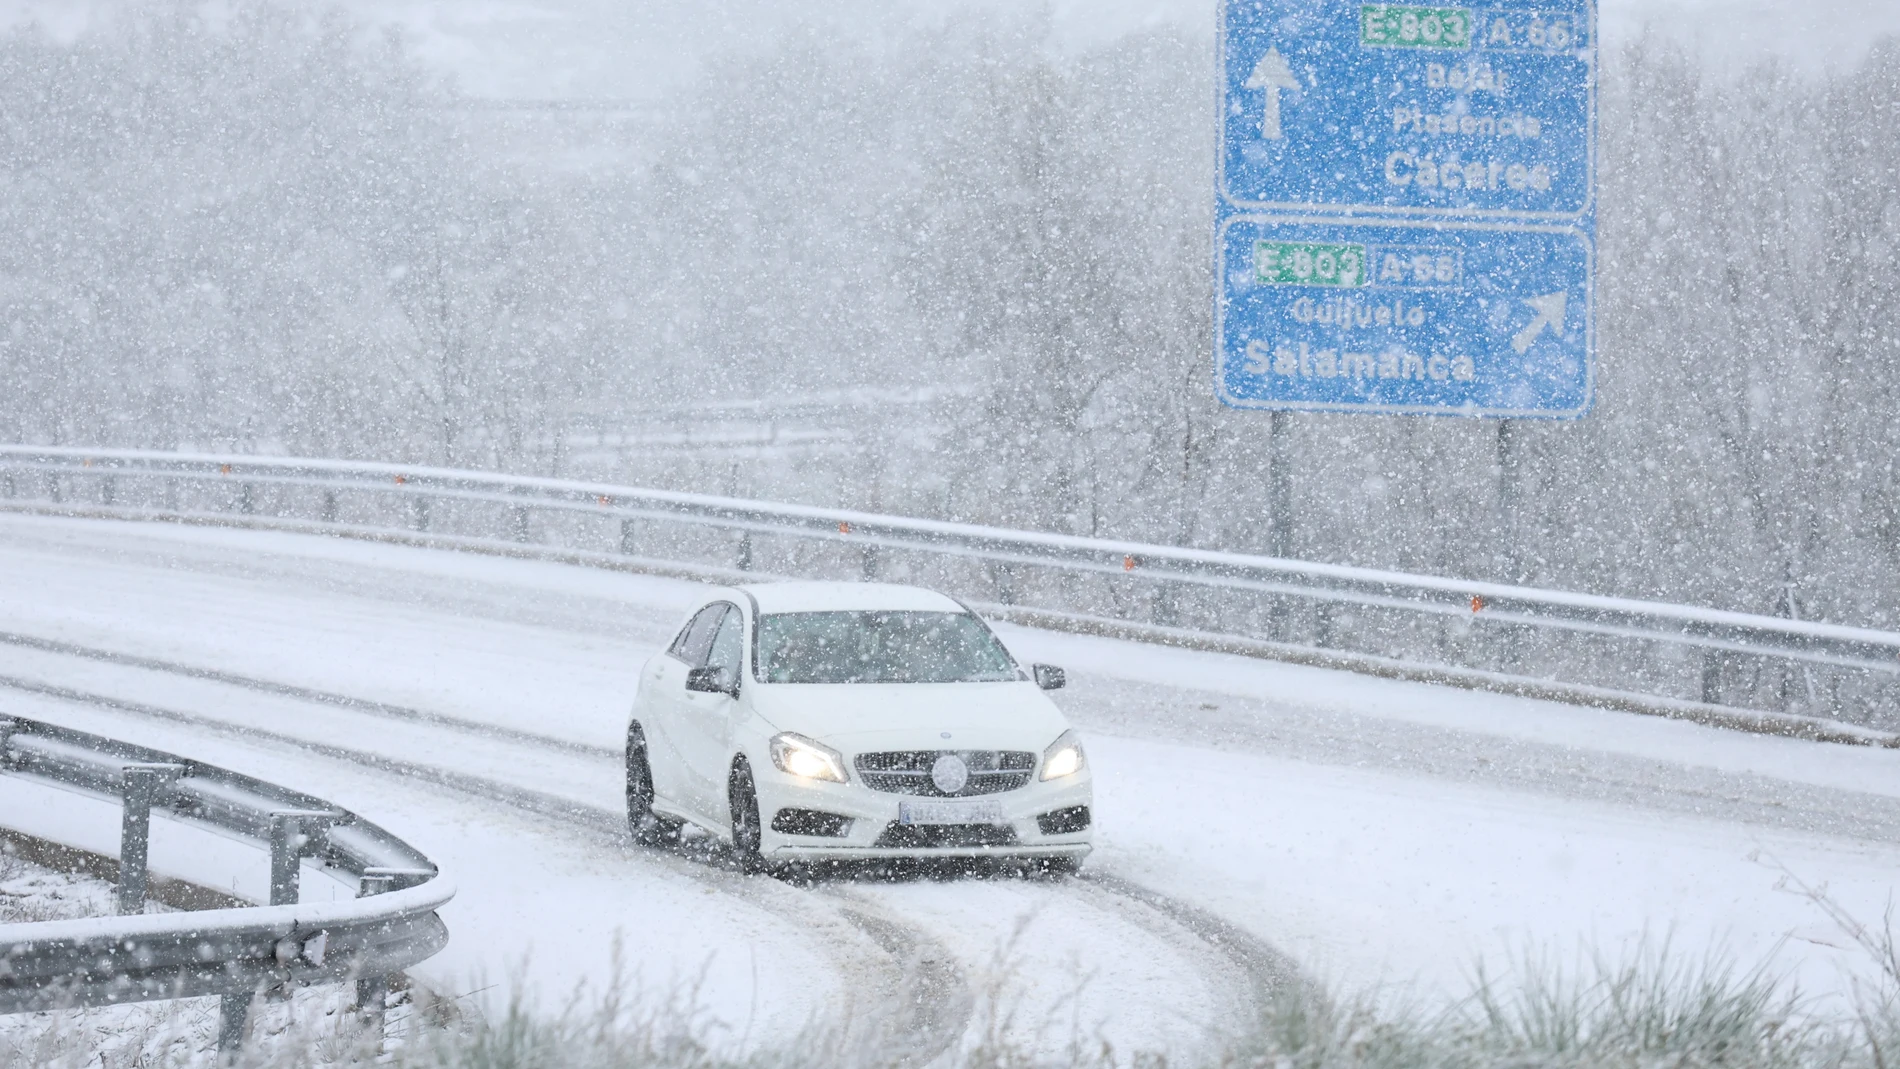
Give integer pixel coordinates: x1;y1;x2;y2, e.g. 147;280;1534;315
2;513;1897;1055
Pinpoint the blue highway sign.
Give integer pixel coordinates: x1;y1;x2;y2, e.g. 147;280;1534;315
1217;215;1592;416
1217;1;1596;417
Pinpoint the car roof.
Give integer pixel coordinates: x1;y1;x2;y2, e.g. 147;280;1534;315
735;581;971;615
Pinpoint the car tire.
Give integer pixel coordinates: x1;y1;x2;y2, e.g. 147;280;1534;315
625;724;681;847
728;757;767;875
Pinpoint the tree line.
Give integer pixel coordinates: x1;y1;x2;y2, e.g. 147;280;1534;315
2;4;1896;628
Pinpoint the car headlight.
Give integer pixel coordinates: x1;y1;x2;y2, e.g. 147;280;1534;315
769;733;848;784
1040;730;1086;781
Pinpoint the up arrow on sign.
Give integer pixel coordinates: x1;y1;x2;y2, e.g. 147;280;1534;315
1245;47;1300;140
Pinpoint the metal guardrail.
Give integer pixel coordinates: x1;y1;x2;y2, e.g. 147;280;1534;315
0;714;452;1051
1;445;1897;735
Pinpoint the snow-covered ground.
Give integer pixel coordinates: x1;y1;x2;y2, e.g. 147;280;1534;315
0;842;117;925
1;513;1897;1057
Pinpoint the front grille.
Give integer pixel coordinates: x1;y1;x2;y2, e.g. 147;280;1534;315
874;823;1021;849
855;750;1036;797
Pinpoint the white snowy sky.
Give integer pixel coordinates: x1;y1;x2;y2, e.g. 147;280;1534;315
3;0;1898;100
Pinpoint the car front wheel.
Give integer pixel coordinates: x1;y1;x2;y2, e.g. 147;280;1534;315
625;724;682;847
727;757;766;875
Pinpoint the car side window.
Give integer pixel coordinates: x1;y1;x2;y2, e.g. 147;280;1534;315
669;605;727;666
705;608;745;678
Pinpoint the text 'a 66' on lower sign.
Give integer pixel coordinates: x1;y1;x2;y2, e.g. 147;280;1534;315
1218;216;1592;418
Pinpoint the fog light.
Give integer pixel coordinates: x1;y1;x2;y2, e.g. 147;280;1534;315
771;808;852;837
1037;805;1091;835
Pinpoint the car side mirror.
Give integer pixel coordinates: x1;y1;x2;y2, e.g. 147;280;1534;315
1032;664;1066;691
686;666;739;698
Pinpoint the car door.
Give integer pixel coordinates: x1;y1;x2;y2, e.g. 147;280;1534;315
675;604;747;823
643;603;726;813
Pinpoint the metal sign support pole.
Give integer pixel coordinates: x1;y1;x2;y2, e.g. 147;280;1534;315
1269;410;1294;640
1269;410;1293;560
1493;418;1526;670
1495;419;1520;583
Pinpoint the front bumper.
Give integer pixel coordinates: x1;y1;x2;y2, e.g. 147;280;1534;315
753;766;1094;861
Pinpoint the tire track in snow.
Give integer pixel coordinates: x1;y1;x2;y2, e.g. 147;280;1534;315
823;872;1302;1059
819;894;975;1066
1073;872;1305;1024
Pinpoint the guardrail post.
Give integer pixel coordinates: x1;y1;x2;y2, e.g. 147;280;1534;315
0;717;16;764
44;470;61;504
1;470;13;498
268;811;338;906
355;877;387;1048
353;871;403;1043
409;494;430;532
352;867;432;1046
218;992;251;1053
118;763;186;914
1152;581;1179;629
239;482;255;515
1495;619;1525;674
1315;603;1336;649
861;542;880;581
1701;649;1724;706
356;972;388;1040
321;489;338;524
269;815;299;905
619;517;637;555
737;531;753;572
100;473;116;507
510;504;530;543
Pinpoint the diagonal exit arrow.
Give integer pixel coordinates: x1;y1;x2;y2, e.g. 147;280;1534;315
1245;47;1301;140
1511;291;1568;353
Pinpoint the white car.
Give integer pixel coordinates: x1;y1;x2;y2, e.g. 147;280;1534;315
624;582;1092;874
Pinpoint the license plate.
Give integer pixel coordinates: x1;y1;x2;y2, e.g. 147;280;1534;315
898;799;1006;826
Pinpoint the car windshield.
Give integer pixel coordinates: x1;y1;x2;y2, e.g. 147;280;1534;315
756;611;1019;684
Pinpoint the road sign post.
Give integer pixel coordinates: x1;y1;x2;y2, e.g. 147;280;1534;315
1217;0;1597;418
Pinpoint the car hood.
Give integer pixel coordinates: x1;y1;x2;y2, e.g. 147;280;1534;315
745;680;1071;753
